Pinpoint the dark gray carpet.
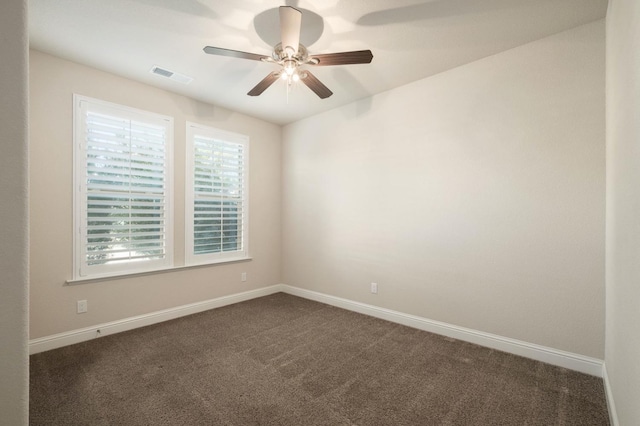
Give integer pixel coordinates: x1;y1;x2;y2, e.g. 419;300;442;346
30;293;609;425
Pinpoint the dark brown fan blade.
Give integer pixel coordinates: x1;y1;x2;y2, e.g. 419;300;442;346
301;71;333;99
247;72;281;96
309;50;373;66
279;6;302;56
203;46;268;62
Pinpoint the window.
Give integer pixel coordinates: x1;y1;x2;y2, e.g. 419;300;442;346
185;123;249;265
73;95;173;279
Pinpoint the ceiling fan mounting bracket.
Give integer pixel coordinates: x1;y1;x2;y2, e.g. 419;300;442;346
273;43;309;64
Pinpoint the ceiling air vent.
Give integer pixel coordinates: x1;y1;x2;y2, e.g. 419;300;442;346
150;65;193;84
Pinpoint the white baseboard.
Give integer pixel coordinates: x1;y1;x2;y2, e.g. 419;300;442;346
279;285;604;377
602;363;620;426
30;283;604;378
29;285;283;355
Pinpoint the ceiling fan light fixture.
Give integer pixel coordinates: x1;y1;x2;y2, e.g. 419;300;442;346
283;59;297;75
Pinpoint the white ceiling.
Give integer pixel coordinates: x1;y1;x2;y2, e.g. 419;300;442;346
29;0;607;125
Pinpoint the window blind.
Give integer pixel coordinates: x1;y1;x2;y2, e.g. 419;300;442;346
186;124;248;264
75;96;173;278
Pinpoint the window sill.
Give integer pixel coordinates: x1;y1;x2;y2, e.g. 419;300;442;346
66;257;253;285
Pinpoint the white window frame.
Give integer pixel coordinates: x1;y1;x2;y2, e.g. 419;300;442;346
73;94;174;279
185;122;249;266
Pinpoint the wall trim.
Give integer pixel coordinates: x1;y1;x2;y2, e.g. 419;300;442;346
28;285;283;354
602;363;620;426
279;285;604;377
30;283;603;378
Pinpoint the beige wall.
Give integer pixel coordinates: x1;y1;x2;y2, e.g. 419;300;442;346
606;0;640;423
283;21;606;358
0;0;29;423
29;50;282;338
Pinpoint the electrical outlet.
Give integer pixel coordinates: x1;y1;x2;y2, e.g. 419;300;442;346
241;272;247;282
370;283;378;294
77;300;88;314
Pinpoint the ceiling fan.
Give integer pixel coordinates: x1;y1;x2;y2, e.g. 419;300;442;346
203;6;373;99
